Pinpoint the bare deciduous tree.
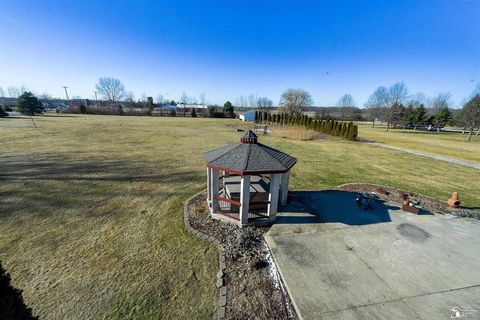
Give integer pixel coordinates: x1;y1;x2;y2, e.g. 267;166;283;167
7;86;27;98
365;86;388;127
180;92;188;104
257;97;273;111
429;92;451;111
199;93;206;106
382;105;403;131
40;92;52;101
336;94;356;108
460;94;480;141
156;94;164;107
248;94;258;108
236;95;248;108
336;94;356;120
95;77;126;103
125;92;135;112
381;82;409;131
409;92;427;107
180;92;189;116
388;82;408;106
125;91;135;101
279;89;313;117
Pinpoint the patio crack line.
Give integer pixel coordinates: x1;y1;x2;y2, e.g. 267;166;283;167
347;240;401;300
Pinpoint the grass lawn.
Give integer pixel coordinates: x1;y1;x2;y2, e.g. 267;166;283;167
358;123;480;163
1;114;479;319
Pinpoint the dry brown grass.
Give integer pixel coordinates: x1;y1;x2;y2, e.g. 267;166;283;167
234;121;326;141
269;124;326;141
1;115;479;319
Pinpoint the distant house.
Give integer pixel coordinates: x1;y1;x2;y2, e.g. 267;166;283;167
238;110;256;122
50;101;67;110
161;104;177;111
176;103;208;109
42;102;51;109
1;97;17;107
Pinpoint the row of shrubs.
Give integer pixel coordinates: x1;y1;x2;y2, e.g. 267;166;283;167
254;111;358;140
63;104;230;118
65;105;135;115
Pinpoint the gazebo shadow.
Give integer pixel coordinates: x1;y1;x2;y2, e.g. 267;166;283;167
275;190;401;226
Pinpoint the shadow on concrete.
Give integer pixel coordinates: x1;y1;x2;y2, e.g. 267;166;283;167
276;190;401;226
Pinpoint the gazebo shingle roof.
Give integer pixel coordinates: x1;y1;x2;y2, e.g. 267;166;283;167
203;130;296;175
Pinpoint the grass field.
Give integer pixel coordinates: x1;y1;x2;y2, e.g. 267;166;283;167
358;123;480;163
1;114;479;319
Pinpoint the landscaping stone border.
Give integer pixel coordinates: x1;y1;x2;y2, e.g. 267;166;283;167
183;191;228;320
337;182;456;215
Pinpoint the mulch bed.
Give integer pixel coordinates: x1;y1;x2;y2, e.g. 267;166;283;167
186;192;297;320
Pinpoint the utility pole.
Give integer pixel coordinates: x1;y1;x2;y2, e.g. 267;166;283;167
62;86;69;100
94;90;98;108
61;86;69;112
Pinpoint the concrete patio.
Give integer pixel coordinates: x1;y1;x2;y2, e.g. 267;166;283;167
266;191;480;320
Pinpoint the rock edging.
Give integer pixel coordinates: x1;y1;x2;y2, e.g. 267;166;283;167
337;182;455;215
183;191;228;320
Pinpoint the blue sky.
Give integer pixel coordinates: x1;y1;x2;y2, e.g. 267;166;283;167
1;0;479;107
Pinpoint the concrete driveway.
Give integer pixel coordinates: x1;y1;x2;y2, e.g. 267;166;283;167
266;191;480;320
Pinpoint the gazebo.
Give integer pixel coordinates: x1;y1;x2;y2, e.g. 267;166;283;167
203;130;296;226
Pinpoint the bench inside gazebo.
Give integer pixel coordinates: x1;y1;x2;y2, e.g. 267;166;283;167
203;130;296;226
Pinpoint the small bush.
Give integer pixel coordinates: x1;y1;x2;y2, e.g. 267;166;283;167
0;108;8;117
16;92;44;115
79;104;87;114
208;106;217;118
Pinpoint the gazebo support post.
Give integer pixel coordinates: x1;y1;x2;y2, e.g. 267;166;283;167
207;168;212;205
211;169;219;215
223;171;229;189
267;173;281;221
280;170;290;206
239;175;251;226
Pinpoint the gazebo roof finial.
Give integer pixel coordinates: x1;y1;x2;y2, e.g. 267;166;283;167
240;130;257;144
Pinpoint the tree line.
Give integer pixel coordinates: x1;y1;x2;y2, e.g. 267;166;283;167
2;77;479;141
254;111;358;141
363;82;480;140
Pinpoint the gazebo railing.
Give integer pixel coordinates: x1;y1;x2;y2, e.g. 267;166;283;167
248;200;270;220
215;194;241;221
214;188;271;222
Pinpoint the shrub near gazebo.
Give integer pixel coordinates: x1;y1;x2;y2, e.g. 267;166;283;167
203;130;296;226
